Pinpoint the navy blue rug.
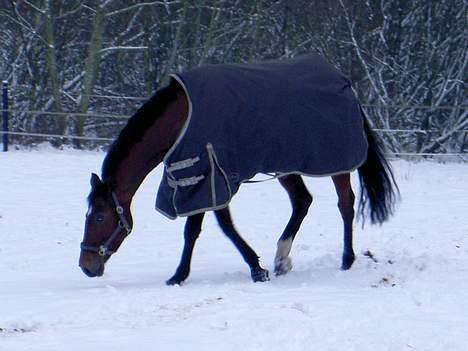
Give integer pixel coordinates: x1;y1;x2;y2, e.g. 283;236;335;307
156;54;368;219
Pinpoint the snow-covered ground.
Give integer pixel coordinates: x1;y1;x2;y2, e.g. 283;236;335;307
0;149;467;351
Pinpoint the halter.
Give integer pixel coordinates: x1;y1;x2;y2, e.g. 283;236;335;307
80;192;132;257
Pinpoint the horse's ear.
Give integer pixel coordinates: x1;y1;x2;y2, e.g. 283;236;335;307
90;173;102;188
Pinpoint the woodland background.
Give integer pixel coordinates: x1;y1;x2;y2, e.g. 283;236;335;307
0;0;466;154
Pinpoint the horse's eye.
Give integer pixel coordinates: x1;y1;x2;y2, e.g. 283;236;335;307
95;214;105;224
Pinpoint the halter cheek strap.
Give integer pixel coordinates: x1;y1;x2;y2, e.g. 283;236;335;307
80;192;132;257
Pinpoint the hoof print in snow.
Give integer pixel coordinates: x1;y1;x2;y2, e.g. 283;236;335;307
0;326;34;334
363;250;379;263
371;275;397;288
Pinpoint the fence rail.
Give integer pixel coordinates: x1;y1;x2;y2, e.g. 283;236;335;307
0;131;115;142
1;82;467;159
1;109;130;119
1;130;466;159
373;128;468;134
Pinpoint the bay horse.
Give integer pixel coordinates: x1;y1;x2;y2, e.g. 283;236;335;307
79;55;398;285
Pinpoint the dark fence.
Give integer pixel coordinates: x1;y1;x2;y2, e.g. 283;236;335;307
2;81;9;151
1;84;467;159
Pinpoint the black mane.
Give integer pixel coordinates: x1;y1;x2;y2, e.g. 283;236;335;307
101;79;180;184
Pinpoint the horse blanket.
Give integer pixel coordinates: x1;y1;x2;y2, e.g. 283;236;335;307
156;54;368;219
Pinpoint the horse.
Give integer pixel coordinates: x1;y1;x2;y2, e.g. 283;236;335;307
79;54;398;285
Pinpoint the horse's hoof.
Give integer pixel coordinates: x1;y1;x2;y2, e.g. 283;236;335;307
166;272;188;286
166;277;183;286
274;256;293;276
251;267;270;282
341;253;355;270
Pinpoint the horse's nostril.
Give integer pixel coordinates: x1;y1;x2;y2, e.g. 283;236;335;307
80;263;104;278
96;264;105;276
81;266;95;277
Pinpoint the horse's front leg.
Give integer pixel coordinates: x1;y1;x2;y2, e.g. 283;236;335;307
166;213;205;285
215;207;269;282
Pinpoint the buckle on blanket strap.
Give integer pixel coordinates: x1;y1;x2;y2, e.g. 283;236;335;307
168;175;205;188
166;156;204;188
167;157;200;172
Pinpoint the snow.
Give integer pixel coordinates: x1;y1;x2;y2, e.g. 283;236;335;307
0;149;467;351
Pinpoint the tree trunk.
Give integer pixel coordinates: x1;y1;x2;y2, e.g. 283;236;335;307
43;0;66;144
198;4;221;65
74;4;107;147
163;1;189;85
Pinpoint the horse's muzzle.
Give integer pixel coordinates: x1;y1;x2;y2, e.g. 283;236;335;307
79;252;105;277
80;264;104;277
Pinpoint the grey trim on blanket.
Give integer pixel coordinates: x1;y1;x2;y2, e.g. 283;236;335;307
162;74;193;166
157;142;234;220
156;162;367;220
155;54;369;219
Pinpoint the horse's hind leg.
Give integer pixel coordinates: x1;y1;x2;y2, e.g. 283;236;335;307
274;175;312;276
332;173;356;270
215;207;269;282
166;213;205;285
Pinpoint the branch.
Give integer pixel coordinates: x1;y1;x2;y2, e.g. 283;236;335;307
338;0;386;105
23;0;45;14
99;46;148;54
420;109;468;153
105;1;175;17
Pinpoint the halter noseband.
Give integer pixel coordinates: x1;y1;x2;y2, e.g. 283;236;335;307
80;192;132;257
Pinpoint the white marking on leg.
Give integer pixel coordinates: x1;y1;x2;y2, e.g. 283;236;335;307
275;238;293;262
275;238;293;274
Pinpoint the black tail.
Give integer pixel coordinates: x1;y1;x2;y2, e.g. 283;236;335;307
358;113;399;224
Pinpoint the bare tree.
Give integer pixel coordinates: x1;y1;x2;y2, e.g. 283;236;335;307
0;0;465;153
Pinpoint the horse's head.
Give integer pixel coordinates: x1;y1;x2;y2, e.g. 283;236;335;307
79;173;133;277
